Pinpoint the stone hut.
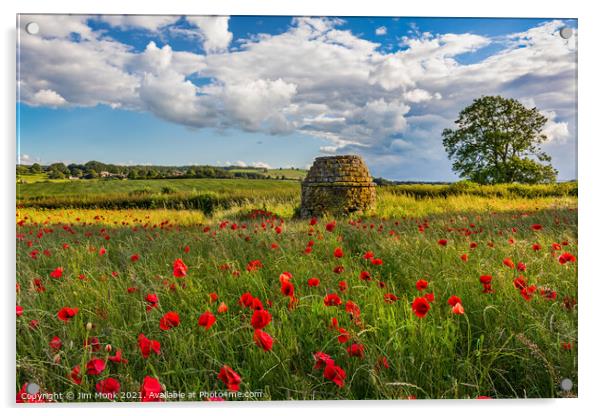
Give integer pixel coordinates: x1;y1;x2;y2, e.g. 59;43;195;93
299;155;376;218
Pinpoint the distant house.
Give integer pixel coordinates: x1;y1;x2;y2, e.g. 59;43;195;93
99;171;111;178
99;171;126;179
68;176;80;180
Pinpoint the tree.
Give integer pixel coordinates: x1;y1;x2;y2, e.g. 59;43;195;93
442;96;557;184
30;163;42;173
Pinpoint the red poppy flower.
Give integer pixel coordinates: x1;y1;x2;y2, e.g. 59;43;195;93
520;285;537;301
359;270;371;281
337;327;350;343
324;293;342;306
338;280;348;292
141;376;164;402
479;275;492;285
411;297;430;318
517;262;526;271
159;311;180;331
239;292;254;307
209;292;219;303
307;277;320;287
217;302;228;314
108;349;128;364
416;279;428;291
514;276;527;290
345;300;361;317
198;311;216;330
371;258;383;266
253;329;273;351
172;258;188;277
531;224;543;231
96;377;120;399
309;217;318;226
246;259;263;272
323;362;346;388
184;245;190;253
70;365;82;385
86;358;106;375
250;309;272;329
145;293;158;311
450;302;464;314
503;257;515;269
333;265;345;274
50;266;64;278
363;251;375;259
447;295;462;307
218;365;242;391
313;351;334;369
281;280;295;297
425;292;435;303
377;356;390;370
130;253;140;262
16;305;23;317
347;343;365;358
49;336;62;350
57;307;78;322
558;252;576;264
438;239;448;246
469;242;478;249
99;247;106;256
532;243;542;251
325;221;336;232
138;333;161;358
333;247;344;258
384;293;398;303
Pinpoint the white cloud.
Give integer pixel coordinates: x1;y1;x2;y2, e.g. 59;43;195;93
28;89;67;107
99;15;180;31
375;26;387;36
187;16;233;53
252;161;272;169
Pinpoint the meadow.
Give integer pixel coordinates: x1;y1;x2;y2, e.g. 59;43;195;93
16;179;578;401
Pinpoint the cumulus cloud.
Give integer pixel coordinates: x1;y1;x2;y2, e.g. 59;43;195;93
17;16;577;178
187;16;233;52
375;26;387;36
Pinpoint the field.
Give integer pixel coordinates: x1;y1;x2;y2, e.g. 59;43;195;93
16;180;578;401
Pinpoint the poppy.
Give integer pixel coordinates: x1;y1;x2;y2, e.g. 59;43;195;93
217;302;228;314
324;293;342;306
503;258;515;269
138;333;161;358
558;252;576;264
531;224;543;231
513;276;527;290
452;303;465;315
130;253;140;262
532;243;542;251
140;376;164;402
411;297;430;318
159;311;180;331
416;279;428;291
198;311;216;330
359;270;371;281
281;280;295;297
333;247;344;258
338;280;348;292
49;336;62;350
337;327;350;343
16;305;23;317
172;258;188;277
96;377;120;400
371;258;383;266
218;365;242;391
323;362;346;388
347;343;365;358
313;351;334;369
99;247;107;256
325;221;336;232
345;300;361;318
517;262;526;272
460;253;468;262
438;239;448;246
307;277;320;287
86;358;106;375
253;329;274;351
250;309;272;330
363;251;375;259
70;365;82;385
445;296;461;308
384;293;398;303
425;292;435;303
57;307;78;322
50;267;64;278
108;349;128;364
333;265;345;274
309;217;318;226
239;292;254;308
209;292;219;303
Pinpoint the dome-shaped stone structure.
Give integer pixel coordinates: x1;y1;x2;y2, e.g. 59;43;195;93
299;155;376;218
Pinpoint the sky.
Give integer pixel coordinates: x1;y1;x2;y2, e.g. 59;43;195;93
16;15;577;181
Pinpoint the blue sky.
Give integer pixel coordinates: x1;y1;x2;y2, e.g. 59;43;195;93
17;15;577;180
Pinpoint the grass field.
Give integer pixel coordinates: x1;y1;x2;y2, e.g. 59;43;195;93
16;180;577;402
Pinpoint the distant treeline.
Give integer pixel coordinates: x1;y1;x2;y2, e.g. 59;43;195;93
16;161;303;180
382;181;577;198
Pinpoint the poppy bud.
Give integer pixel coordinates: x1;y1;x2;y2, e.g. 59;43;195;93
53;354;61;364
86;322;93;331
105;344;112;352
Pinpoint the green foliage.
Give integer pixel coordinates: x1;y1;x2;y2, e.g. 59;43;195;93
442;96;558;184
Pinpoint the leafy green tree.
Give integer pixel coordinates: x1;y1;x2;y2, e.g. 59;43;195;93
30;163;42;173
442;95;557;184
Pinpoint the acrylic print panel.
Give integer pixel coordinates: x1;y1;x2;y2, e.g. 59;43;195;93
16;14;577;402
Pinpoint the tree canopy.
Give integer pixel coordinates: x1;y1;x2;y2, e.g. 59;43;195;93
442;96;557;184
